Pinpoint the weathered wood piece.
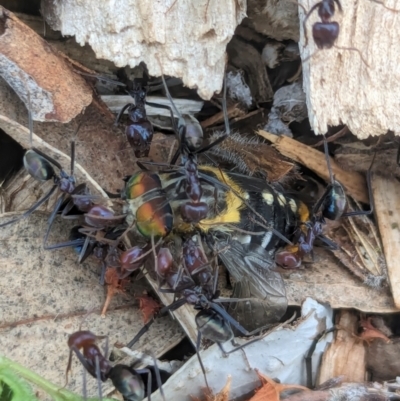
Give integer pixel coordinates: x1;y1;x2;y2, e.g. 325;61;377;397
0;7;92;122
298;0;400;138
41;0;246;100
371;174;400;309
318;311;367;384
258;130;369;204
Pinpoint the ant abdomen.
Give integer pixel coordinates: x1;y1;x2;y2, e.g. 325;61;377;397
321;180;347;220
120;246;145;274
23;149;55;181
313;22;339;49
156;248;173;278
108;365;145;401
180;202;208;223
195;309;233;344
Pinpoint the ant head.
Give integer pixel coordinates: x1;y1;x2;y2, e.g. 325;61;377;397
180;115;203;153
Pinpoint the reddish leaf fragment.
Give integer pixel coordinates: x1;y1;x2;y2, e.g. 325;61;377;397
136;293;161;324
359;317;391;344
101;267;129;317
191;376;231;401
248;370;309;401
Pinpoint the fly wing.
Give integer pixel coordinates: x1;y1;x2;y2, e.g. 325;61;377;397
217;240;287;332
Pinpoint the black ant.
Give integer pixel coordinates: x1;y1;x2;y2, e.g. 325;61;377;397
302;0;370;66
275;135;375;268
303;0;342;49
66;330;166;401
114;73;154;159
127;236;272;388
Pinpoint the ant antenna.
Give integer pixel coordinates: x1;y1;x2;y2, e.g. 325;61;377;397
322;134;334;184
160;75;182;120
151;353;166;401
222;71;230;136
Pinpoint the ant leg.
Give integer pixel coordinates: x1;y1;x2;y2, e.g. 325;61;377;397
115;103;132;126
333;0;343;12
94;354;103;401
0;184;58;228
126;298;188;348
195;134;228;155
195;71;230;155
302;2;321;45
136;368;152;401
43;193;66;249
305;326;336;388
151;354;166;401
342;152;376;217
195;331;210;389
82;364;87;400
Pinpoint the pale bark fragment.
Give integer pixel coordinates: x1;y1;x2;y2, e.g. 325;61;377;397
258;130;369;204
371;174;400;308
0;7;92;122
318;311;367;385
298;0;400;138
41;0;247;100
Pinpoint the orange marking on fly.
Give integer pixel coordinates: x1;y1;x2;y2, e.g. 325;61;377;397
125;172;162;200
136;198;173;238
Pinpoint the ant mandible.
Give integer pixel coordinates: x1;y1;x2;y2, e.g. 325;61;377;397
303;0;342;49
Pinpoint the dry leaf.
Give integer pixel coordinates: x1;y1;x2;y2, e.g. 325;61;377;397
359;317;391;344
136;293;161;324
101;267;130;317
191;376;231;401
248;370;309;401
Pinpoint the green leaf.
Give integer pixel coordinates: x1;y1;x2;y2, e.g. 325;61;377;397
0;355;117;401
0;369;38;401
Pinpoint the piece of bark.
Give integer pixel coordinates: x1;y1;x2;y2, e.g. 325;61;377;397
258;130;369;204
227;36;274;104
245;0;300;41
298;0;400;138
41;0;246;100
0;7;92;122
371;175;400;309
318;311;367;385
282;247;395;313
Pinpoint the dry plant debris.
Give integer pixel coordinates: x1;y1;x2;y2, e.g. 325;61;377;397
0;7;92;122
248;370;309;401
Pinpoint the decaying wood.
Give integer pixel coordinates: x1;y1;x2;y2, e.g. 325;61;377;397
371;174;400;309
227;36;274;104
200;104;245;128
282;247;395;313
318;311;367;385
103;95;203;117
245;0;300;41
41;0;246;100
258;130;369;204
0;7;92;122
298;0;400;138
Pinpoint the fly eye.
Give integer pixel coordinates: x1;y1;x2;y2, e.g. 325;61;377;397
23;150;55;181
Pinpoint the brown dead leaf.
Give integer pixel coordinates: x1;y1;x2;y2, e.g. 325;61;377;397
359;317;391;344
191;376;231;401
101;267;130;317
248;370;309;401
136;293;161;324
